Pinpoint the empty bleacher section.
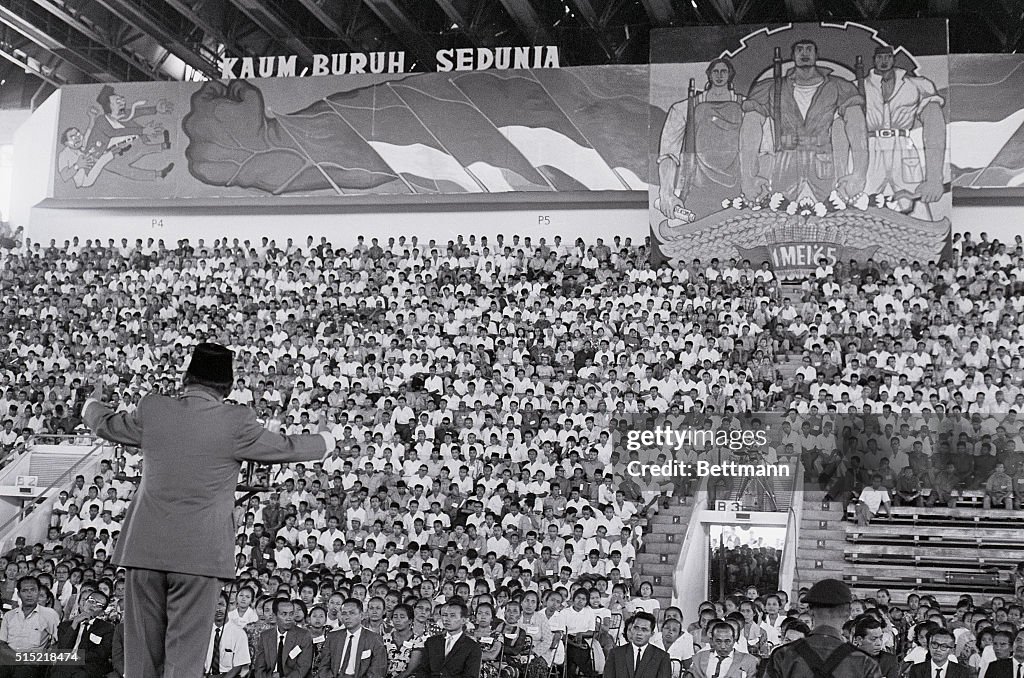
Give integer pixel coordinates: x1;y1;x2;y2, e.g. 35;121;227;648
25;445;97;486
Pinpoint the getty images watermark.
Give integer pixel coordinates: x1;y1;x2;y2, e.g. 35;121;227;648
620;424;792;480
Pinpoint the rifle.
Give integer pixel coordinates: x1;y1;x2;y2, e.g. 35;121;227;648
855;55;866;99
678;78;698;203
772;47;783;150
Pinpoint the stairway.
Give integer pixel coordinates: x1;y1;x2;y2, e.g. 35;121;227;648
27;447;93;487
778;282;805;303
775;353;804;383
794;489;846;591
636;496;697;607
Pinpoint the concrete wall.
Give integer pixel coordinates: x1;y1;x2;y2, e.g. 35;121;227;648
10;91;58;228
23;203;649;248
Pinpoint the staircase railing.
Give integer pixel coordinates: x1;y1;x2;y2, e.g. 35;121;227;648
710;456;800;513
0;440;110;553
671;476;709;612
778;502;803;602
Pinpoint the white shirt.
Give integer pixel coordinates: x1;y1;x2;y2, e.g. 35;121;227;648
445;631;463;655
562;606;599;635
930;660;950;678
338;627;362;675
205;622;251;672
631;643;647;669
706;651;734;678
227;607;259;628
759;615;784;646
654;632;696;662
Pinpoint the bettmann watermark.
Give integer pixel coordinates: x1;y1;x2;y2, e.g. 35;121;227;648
620;424;792;479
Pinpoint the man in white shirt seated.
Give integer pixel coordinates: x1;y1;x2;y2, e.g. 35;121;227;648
206;592;251;677
854;474;892;526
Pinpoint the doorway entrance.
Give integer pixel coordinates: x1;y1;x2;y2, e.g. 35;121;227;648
708;524;785;600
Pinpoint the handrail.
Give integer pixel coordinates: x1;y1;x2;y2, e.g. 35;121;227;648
778;504;802;602
27;434;100;446
0;440;109;537
671;476;709;610
713;457;798;513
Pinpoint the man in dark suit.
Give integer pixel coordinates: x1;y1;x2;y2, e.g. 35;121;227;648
984;627;1024;678
253;599;313;678
83;343;336;678
908;628;969;678
416;600;481;678
603;611;671;678
48;588;114;678
317;598;386;678
851;616;899;678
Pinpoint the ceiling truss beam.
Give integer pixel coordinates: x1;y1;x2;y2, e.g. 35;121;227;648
0;0;155;81
495;0;555;44
364;0;439;64
224;0;316;61
85;0;219;76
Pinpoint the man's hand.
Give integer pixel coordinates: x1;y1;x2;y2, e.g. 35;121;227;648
657;193;687;221
742;176;770;202
915;178;944;203
836;174;866;202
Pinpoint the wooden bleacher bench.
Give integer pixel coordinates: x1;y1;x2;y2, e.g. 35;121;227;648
846;523;1024;548
845;544;1024;569
844;503;1024;528
843;571;1013;593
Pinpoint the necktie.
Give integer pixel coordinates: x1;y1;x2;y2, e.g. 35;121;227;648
634;646;641;672
935;669;941;678
711;656;723;678
445;634;455;656
276;634;286;675
72;620;90;652
340;633;353;674
211;627;222;674
1017;664;1021;678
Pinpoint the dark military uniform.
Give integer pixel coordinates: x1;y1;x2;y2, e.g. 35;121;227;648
763;626;883;678
874;650;900;678
765;579;883;678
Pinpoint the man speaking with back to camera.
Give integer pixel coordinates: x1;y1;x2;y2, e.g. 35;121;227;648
82;342;336;678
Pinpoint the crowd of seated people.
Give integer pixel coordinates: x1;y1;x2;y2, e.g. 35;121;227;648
0;230;1021;677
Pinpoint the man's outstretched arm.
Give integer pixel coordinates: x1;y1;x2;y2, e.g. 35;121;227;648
82;382;142;448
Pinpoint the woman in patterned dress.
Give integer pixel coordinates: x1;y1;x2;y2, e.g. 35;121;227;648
502;599;544;678
382;603;425;678
411;597;442;638
472;602;505;678
519;591;553;675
